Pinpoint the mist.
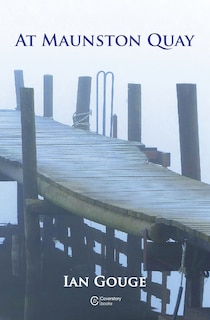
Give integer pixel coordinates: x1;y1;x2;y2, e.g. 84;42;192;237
1;1;210;181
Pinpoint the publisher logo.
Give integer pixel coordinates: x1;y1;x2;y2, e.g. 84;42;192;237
90;296;99;306
90;295;122;307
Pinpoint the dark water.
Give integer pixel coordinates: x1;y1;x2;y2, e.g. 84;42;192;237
0;245;158;320
0;182;157;320
1;181;209;319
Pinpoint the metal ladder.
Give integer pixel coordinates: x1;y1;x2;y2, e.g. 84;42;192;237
96;71;114;137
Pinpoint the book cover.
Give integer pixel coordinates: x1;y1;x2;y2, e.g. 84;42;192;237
0;1;210;320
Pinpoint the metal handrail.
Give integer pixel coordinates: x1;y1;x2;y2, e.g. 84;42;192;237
96;71;114;137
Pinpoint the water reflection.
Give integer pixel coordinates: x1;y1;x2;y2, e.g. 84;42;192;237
0;233;158;320
1;220;210;320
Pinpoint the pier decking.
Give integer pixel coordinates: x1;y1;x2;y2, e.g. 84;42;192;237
1;109;210;250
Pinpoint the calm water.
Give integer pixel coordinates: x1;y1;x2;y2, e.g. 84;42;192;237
0;181;209;319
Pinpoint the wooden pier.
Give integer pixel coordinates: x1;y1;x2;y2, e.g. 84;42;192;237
0;76;210;320
1;110;210;246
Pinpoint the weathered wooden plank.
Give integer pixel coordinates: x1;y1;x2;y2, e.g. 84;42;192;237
1;110;210;247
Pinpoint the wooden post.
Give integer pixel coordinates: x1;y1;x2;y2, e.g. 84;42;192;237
42;75;53;281
128;83;141;142
20;87;41;320
176;84;203;311
17;183;25;277
43;74;53;118
176;83;201;180
127;83;142;301
69;214;87;271
17;183;24;233
73;76;91;130
127;235;141;301
14;70;24;110
184;272;203;309
112;114;118;138
41;215;54;286
184;245;204;311
105;227;115;275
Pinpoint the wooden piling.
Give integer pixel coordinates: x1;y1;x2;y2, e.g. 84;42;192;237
20;88;38;197
73;76;91;130
20;87;41;320
69;214;87;268
112;114;118;138
176;83;201;180
42;75;54;280
17;183;25;277
127;235;141;301
43;74;53;118
105;227;115;275
17;183;24;233
128;83;141;142
14;70;24;110
11;234;21;277
176;84;203;311
127;84;142;300
184;245;204;311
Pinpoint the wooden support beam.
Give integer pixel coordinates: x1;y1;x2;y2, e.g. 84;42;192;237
0;173;14;181
43;74;53;118
14;70;24;110
17;183;24;232
144;241;182;271
185;307;210;320
73;76;91;130
0;224;19;237
37;175;155;237
156;151;171;168
20;87;41;320
25;198;61;216
176;83;203;311
105;227;115;275
144;240;210;272
112;113;118;138
184;244;207;309
128;83;141;142
185;243;210;270
68;214;87;268
177;83;201;180
142;147;171;167
0;159;23;183
127;234;142;301
185;272;203;309
17;183;25;276
20;88;38;197
146;281;170;305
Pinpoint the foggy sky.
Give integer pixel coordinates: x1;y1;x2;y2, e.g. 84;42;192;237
1;0;210;311
0;0;210;180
